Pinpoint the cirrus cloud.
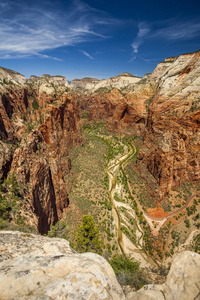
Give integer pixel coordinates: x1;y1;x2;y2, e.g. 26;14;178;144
0;0;117;59
131;19;200;54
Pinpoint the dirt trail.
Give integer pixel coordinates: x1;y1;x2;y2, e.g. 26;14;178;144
107;144;159;267
107;148;132;256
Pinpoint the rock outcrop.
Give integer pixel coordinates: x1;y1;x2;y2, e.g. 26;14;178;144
71;77;100;91
8;94;82;233
127;251;200;300
74;51;200;200
0;231;199;300
0;231;125;300
27;73;70;97
0;67;26;87
71;73;141;93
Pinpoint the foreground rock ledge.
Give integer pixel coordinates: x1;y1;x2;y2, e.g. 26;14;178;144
0;231;200;300
0;231;125;300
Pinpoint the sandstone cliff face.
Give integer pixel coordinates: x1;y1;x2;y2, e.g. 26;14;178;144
73;70;156;135
0;50;200;234
27;73;70;98
71;77;100;91
71;50;200;202
0;141;13;181
80;87;149;134
0;67;26;87
10;95;82;233
0;69;82;233
71;73;141;94
138;50;200;198
0;88;29;141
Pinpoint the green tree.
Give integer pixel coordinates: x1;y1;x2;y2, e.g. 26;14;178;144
75;215;103;255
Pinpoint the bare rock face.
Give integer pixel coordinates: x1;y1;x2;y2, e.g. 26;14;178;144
127;251;200;300
9;94;82;233
71;77;100;91
0;232;199;300
0;68;82;233
0;231;125;300
81;88;147;133
0;67;26;88
0;141;13;181
27;74;70;98
0;88;29;141
70;73;141;93
139;50;200;198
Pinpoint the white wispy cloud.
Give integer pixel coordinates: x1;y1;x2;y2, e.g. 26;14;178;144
131;22;150;53
80;50;94;60
131;19;200;54
0;0;114;59
128;55;164;64
128;56;136;63
151;21;200;40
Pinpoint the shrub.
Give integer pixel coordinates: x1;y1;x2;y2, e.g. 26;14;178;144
32;98;39;110
47;220;69;239
27;123;34;133
185;218;191;228
0;194;11;220
109;254;148;289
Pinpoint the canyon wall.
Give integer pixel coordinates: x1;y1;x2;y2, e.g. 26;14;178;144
139;51;200;198
0;74;82;233
74;50;200;199
0;49;200;233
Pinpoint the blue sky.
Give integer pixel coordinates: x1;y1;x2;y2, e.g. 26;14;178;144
0;0;200;80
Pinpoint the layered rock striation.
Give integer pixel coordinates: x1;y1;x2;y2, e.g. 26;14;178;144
138;50;200;198
71;73;141;93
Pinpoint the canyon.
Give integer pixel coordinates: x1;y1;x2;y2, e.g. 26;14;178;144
0;50;200;297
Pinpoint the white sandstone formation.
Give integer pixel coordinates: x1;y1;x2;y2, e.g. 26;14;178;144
0;231;199;300
127;251;200;300
0;67;26;88
27;74;70;95
0;231;125;300
70;73;141;93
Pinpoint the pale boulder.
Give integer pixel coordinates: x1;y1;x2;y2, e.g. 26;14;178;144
0;231;125;300
128;251;200;300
